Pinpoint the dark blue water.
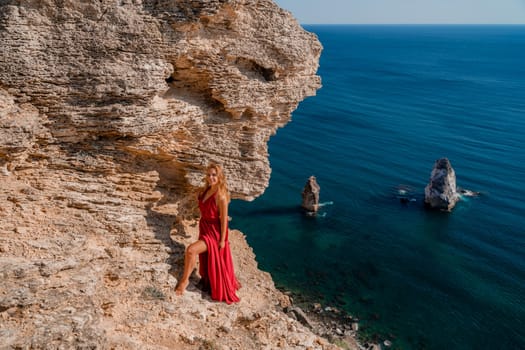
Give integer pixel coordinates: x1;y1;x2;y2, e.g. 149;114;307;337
230;25;525;350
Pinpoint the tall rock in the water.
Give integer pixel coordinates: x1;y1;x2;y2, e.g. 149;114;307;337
424;158;460;211
302;176;320;213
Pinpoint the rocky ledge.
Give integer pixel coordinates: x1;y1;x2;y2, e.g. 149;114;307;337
0;0;361;349
0;195;356;349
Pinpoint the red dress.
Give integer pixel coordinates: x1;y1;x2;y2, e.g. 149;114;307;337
198;189;240;304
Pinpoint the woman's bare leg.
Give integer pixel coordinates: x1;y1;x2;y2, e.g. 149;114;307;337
175;240;207;295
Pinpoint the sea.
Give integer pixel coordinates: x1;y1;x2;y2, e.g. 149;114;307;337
230;25;525;350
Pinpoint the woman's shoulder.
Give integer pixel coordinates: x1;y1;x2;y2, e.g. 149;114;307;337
215;191;224;202
216;190;230;205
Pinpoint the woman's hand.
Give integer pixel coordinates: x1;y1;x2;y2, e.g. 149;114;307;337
219;240;226;250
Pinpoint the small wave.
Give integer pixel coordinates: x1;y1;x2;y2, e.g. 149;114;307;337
319;201;334;207
458;188;481;202
305;211;327;218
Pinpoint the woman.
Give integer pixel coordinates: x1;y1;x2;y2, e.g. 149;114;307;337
175;163;240;304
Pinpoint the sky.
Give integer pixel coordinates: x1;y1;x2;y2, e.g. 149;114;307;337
274;0;525;24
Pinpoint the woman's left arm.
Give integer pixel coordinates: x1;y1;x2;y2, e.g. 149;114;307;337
218;195;228;250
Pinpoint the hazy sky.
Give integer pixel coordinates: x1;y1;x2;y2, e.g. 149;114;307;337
274;0;525;24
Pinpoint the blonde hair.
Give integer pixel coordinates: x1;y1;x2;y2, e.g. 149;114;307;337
200;162;230;202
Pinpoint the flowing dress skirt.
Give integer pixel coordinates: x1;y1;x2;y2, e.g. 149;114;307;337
198;193;240;304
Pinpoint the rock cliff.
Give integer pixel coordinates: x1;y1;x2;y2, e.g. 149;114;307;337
0;1;360;349
1;0;321;202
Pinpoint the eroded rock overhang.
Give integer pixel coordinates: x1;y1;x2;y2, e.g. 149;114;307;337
0;0;322;204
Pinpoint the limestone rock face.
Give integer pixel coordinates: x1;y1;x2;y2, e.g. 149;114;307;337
0;0;321;201
302;175;320;213
424;158;460;211
0;1;344;349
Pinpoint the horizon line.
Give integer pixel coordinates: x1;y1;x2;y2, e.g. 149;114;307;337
300;23;525;26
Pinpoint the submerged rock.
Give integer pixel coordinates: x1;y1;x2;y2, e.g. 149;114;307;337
458;187;480;197
396;184;417;205
424;158;460;211
301;176;320;213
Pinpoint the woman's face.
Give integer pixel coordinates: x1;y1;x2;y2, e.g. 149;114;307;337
207;168;219;186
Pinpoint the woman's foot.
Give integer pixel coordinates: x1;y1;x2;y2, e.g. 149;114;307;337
175;279;189;295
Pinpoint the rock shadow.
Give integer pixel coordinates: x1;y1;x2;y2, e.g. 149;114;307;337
54;138;194;278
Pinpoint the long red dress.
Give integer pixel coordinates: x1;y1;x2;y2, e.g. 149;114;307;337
198;189;240;304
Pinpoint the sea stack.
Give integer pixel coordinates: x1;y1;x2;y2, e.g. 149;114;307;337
302;176;320;213
424;158;460;211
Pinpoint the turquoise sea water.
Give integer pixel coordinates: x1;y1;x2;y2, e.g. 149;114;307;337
230;25;525;350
